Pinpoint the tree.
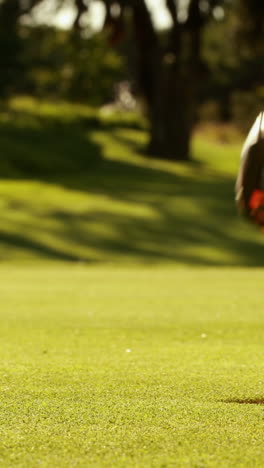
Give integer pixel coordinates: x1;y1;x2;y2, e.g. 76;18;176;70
0;0;44;95
95;0;235;160
1;0;263;161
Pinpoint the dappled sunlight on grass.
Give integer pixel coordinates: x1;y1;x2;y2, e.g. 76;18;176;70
0;96;264;265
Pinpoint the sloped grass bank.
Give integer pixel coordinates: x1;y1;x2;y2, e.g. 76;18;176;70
0;96;263;266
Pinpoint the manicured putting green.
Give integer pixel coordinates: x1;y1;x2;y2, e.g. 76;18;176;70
1;266;264;467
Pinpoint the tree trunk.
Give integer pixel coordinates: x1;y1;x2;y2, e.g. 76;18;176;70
148;63;194;161
133;0;200;161
103;0;202;161
0;0;21;96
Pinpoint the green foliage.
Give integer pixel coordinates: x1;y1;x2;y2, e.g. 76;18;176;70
232;87;264;132
202;5;264;127
0;0;261;130
19;27;124;104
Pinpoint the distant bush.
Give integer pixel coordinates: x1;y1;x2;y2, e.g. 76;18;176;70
3;25;125;105
231;87;264;132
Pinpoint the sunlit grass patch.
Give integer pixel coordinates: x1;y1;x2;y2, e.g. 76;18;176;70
1;265;264;466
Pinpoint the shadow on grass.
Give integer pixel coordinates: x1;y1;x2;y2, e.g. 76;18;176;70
0;106;264;265
0;231;82;262
223;399;264;405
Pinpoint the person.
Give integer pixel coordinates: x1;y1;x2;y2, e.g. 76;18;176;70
236;112;264;228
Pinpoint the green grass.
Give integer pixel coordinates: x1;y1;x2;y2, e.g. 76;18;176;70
0;95;264;266
1;97;264;466
1;266;264;467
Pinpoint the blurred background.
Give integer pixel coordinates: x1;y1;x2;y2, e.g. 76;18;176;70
0;0;264;265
